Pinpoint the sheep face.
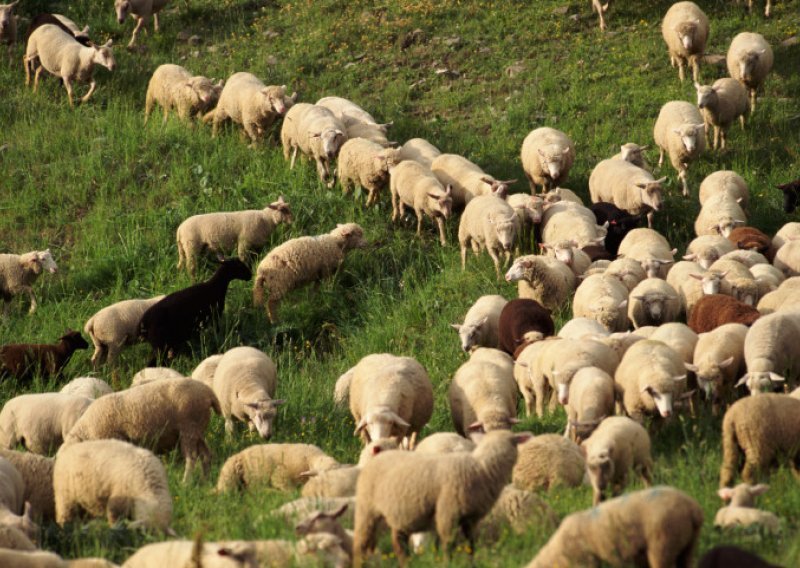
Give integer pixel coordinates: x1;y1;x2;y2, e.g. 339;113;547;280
736;372;784;395
537;145;569;181
695;84;718;110
187;77;221;110
114;0;131;24
263;85;294;116
492;215;517;252
294;504;349;538
552;371;572;405
427;186;453;219
266;196;293;224
641;378;685;418
672;124;704;153
543;240;577;266
633;179;665;212
639;258;672;279
451;318;487;352
695;357;734;399
91;41;116;72
691;272;721;294
354;409;410;442
0;2;17;37
244;398;285;440
737;51;765;84
504;257;531;282
376;148;401;171
635;293;670;323
318;129;346;160
730;281;756;306
333;223;367;251
526;197;544;223
777;180;800;213
586;449;614;492
620;143;648;164
712;217;745;238
718;483;769;507
674;21;700;53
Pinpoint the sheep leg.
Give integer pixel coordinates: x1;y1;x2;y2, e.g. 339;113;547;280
677;60;685;82
691;56;700;83
391;529;409;565
646;211;654;229
765;0;771;17
24;54;31;86
289;146;298;169
521;387;534;417
153;13;160;32
741;459;760;484
679;169;689;197
25;287;37;314
719;128;726;151
460;243;468;270
750;90;756;113
224;417;235;437
128;17;145;48
33;66;44;92
63;77;75;108
107;496;132;525
657;147;664;167
414;210;424;237
267;299;279;323
434;507;459;561
353;509;380;568
436;217;447;247
106;342;123;368
244;122;260;146
487;248;502;280
739;114;746;130
80;80;97;105
533;379;547;417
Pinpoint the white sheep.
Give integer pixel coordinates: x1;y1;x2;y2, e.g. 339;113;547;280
750;262;785;298
84;295;165;368
281;103;347;186
253;223;366;322
727;32;774;113
389;160;453;246
413;432;476;454
564;366;616;442
0;456;37;542
715;483;779;532
431;154;516;208
661;1;709;82
450;294;508;352
59;377;113;399
589;158;666;228
191;353;223;387
0;449;55;522
144;64;222;125
772;239;800;277
317;95;392;145
520;127;575;193
612;142;650;169
772;222;800;251
617;228;677;278
738;310;800;395
697;195;748;240
0;393;91;454
604;257;647;292
684;234;736;269
505;255;575;311
757;276;800;314
114;0;170;48
397;138;441;168
649;323;698;366
695;78;750;150
0;2;18;57
336;138;401;206
53;439;171;532
653;100;706;196
24;25;115;107
708;258;758;306
699;170;750;210
458;195;517;278
572;274;629;332
0;249;57;315
512;434;585;491
666;260;715;316
627;278;681;328
557;317;609;340
540;207;607;249
130;366;184;387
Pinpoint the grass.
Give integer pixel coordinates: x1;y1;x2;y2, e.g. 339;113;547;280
1;0;799;564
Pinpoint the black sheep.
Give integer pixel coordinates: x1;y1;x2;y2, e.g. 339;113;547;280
777;179;800;213
590;202;643;257
25;14;92;45
698;546;779;568
497;299;555;358
0;330;89;381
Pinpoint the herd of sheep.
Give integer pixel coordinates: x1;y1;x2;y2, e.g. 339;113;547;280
0;0;799;567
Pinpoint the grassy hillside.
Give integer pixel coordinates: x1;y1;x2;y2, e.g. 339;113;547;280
1;0;799;564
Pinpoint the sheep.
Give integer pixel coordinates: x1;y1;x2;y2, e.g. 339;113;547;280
750;263;785;298
476;486;559;543
84;295;165;368
653;100;706;196
689;294;761;333
726;227;773;263
353;430;530;565
0;449;54;521
0;393;91;454
122;539;258;568
695;78;750;150
0;330;89;382
627;278;681;328
772;239;800;278
414;433;476;454
449;348;517;436
589;202;644;257
130;366;184;387
64;378;220;482
389;160;453;246
589;158;666;228
0;524;36;551
618;228;677;278
206;74;295;145
139;258;251;364
512;434;585;491
699;170;750;210
699;546;780;568
661;1;709;82
738;310;800;395
695;193;747;239
520;127;575;193
144;64;222;125
572;274;629;332
431;153;516;208
336;138;401;206
538;240;593;278
727;32;773;113
274;497;356;526
54;439;171;532
776;181;800;214
281;103;347;186
346;353;433;443
666;261;716;316
582;416;653;505
24;25;115;107
513;340;556;417
757;276;800;314
504;255;575;311
0;249;57;314
604;257;647;292
772;221;800;250
527;486;703;568
541;209;607;253
615;339;691;422
253;223;366;323
0;2;18;56
316;95;391;143
557;317;609;340
458;195;518;278
497;299;555;357
685;235;737;269
715;483;780;531
60;377;113;399
450;294;508;352
212;346;284;439
0;457;37;543
113;0;169;47
397;138;441;168
564;366;616;442
25;13;91;47
506;194;543;250
612;142;650;169
720;394;800;486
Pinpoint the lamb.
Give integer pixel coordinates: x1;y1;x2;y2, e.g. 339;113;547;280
582;416;653;505
24;25;115;107
353;430;530;565
0;2;17;56
738;310;800;394
450;294;508;352
0;457;37;543
757;276;800;314
520;127;575;193
414;432;476;454
689;294;761;333
0;393;91;454
653;100;706;196
60;377;113;399
212;346;284;439
206;74;295;145
139;258;251;364
627;278;681;328
695;193;747;238
695;78;750;150
336;138;401;206
300;439;399;498
64;378;220;481
589;158;666;228
720;394;800;486
0;330;89;381
589;202;643;257
253;223;366;322
504;255;575;310
458;195;517;278
684;235;737;269
346;353;433;443
618;228;677;278
699;170;750;210
715;483;779;531
512;434;585;491
448;348;517;436
612;142;649;169
0;449;54;522
564;366;616;442
431;153;516;208
144;64;222;125
776;181;800;214
389;160;453;246
527;486;703;568
604;257;647;291
0;249;57;314
772;240;800;277
497;299;555;356
772;221;800;250
113;0;169;47
84;295;165;368
130;366;184;387
572;274;629;332
176;197;293;277
396;138;441;168
281;103;347;186
661;1;709;82
727;32;774;113
53;439;171;532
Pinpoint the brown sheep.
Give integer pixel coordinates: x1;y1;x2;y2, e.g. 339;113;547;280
688;294;760;334
497;299;554;358
727;227;774;261
0;331;89;381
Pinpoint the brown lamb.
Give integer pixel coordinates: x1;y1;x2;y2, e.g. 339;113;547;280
0;331;88;381
688;294;760;334
727;226;774;261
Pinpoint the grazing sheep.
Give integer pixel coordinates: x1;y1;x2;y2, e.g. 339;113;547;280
738;310;800;395
572;274;630;332
431;154;516;208
589;158;666;228
130;366;183;387
0;449;54;522
661;1;709;82
24;25;115;107
695;193;747;238
65;378;220;481
139;258;251;364
699;170;750;210
727;32;773;113
557;317;609;340
176;197;293;277
720;394;800;486
0;2;18;56
54;439;171;532
144;64;222;125
564;366;617;443
253;223;366;323
695;78;750;150
689;294;761;333
750;263;785;298
520;127;575;193
715;483;779;531
337;138;401;206
114;0;170;47
653;100;706;196
0;331;89;382
301;440;398;499
776;181;800;214
0;249;57;314
458;195;517;278
757;276;800;314
451;294;508;352
397;138;441;168
281;103;347;186
527;486;703;568
191;353;223;387
773;239;800;277
512;434;585;491
0;393;91;454
685;235;737;269
612;142;650;169
59;377;112;399
649;323;698;365
590;202;643;256
497;299;555;357
0;457;37;543
389;160;453;246
84;295;165;368
504;255;575;310
346;354;433;443
617;228;676;279
604;257;647;292
627;278;681;328
414;433;476;454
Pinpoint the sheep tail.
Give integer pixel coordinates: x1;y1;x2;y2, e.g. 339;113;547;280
209;393;222;416
252;275;266;307
83;316;94;338
719;412;740;487
190;530;205;568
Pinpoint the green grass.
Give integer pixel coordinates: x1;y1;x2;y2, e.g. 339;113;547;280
1;0;799;565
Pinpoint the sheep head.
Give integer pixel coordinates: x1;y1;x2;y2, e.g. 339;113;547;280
619;143;648;164
187;76;221;110
671;124;704;153
585;448;615;492
673;20;700;52
694;82;718;110
426;185;453;219
60;330;90;351
489;214;517;252
541;240;578;265
266;195;293;224
737;50;766;83
640;375;687;418
354;408;410;442
537;145;570;181
91;40;116;72
0;2;17;34
718;483;770;508
633;178;665;212
777;180;800;213
242;398;286;440
333;223;367;250
735;371;784;395
295;504;349;538
114;0;131;24
504;256;536;283
688;357;734;399
262;85;294;115
310;128;346;160
450;317;488;353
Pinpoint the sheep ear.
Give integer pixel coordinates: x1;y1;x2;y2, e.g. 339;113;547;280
81;25;90;34
768;373;785;383
298;470;318;479
618;300;627;309
515;360;528;368
389;412;410;428
672;128;682;135
684;363;699;373
735;375;749;387
719;356;735;369
718;488;734;501
270;399;286;406
475;316;488;328
673;375;687;382
689;273;703;281
331;503;349;519
450;323;461;331
23;501;32;520
467;421;483;432
750;484;770;496
512;432;532;446
353;418;367;435
309;132;321;139
103;39;113;48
